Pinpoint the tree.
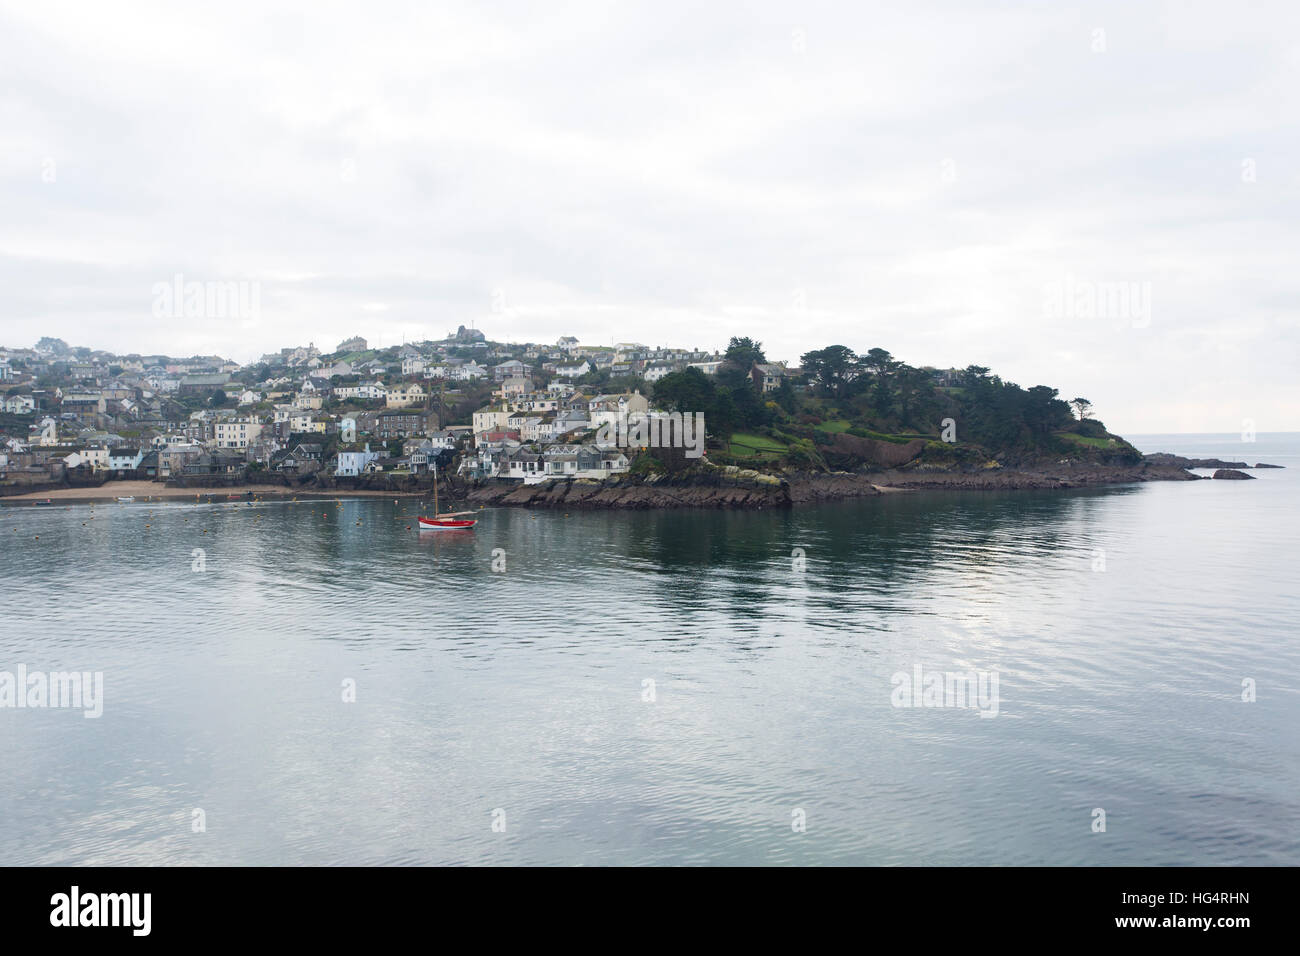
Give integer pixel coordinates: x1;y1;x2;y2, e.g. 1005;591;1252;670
1070;397;1093;421
208;389;228;408
723;336;766;370
860;348;898;415
799;345;860;398
653;367;715;415
861;348;894;375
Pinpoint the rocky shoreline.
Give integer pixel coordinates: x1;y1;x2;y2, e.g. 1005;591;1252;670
462;456;1232;510
9;453;1276;511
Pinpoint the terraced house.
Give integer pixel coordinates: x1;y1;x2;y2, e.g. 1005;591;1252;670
215;418;263;448
376;410;432;439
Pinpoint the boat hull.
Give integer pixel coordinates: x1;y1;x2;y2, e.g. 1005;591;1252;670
417;517;476;530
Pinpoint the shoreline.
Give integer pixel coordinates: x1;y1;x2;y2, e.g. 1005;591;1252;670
1;458;1252;510
0;480;429;506
461;461;1206;510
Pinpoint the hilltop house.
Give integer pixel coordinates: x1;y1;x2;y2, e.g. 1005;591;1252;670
750;362;787;393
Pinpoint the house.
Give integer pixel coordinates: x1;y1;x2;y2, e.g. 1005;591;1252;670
520;417;549;442
292;443;324;460
63;449;105;471
215;418;264;448
493;359;528;382
688;360;723;375
551;409;590;438
402;356;427;376
502;450;544;480
288;412;315;432
61;393;104;423
557;336;580;352
587;392;650;430
385;383;426;408
427;430;457;451
500;377;532;399
542;444;584;477
3;394;35;414
554;360;591;379
158;443;203;477
237;389;263;405
750;362;786;393
642;363;676;383
335;445;381;477
274;445;320;473
590;449;629;475
472;407;510;439
0;362;14;380
288;414;327;434
183;451;245;476
333;381;387;401
137;450;159;478
73;446;110;471
510;394;558;414
451;362;488;382
376;411;430;439
107;447;144;473
178;373;232;395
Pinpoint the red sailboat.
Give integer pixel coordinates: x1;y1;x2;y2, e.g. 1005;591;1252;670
417;461;477;530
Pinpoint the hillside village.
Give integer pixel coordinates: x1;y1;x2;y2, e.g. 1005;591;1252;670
1;326;1132;499
0;328;753;493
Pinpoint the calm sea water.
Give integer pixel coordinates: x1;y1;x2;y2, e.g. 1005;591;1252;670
1;433;1297;866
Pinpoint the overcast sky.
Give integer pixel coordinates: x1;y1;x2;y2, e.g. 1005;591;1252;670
1;0;1297;433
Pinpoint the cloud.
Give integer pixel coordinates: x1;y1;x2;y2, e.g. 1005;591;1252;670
0;0;1297;431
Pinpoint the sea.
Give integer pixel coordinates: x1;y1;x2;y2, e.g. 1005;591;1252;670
1;432;1296;865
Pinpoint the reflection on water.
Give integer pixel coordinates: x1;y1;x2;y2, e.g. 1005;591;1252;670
1;435;1298;865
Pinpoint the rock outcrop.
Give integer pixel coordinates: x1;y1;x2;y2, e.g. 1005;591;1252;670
1212;469;1254;480
465;469;890;510
1144;453;1249;469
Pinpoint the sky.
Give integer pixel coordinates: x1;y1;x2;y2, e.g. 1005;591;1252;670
1;0;1297;434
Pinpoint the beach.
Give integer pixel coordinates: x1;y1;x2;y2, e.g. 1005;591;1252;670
0;480;428;505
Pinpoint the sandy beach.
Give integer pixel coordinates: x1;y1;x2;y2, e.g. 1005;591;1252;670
0;480;429;505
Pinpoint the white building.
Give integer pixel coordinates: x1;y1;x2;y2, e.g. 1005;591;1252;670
336;445;381;477
107;447;144;473
215;418;264;448
554;360;591;379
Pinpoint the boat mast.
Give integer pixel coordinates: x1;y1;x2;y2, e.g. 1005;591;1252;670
433;459;439;516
